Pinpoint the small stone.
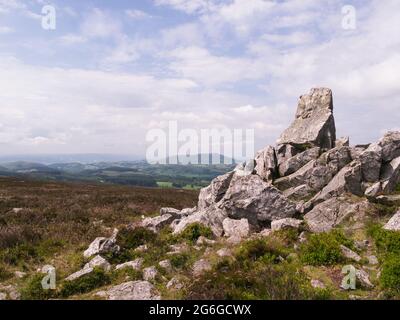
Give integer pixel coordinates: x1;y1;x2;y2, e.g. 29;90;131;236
115;258;144;271
14;271;27;278
105;281;161;300
222;218;250;238
367;255;379;265
166;277;184;290
84;255;111;271
340;245;362;262
196;236;216;246
192;259;212;277
158;260;172;271
135;244;148;252
298;231;307;243
271;218;303;231
384;210;400;231
66;267;94;281
143;266;158;281
216;248;233;257
356;269;374;289
311;279;326;289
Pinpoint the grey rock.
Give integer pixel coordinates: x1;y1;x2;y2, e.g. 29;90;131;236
271;218;303;231
377;131;400;162
158;260;172;271
222;218;250;238
220;174;296;225
166;277;184;290
278;147;320;177
304;197;370;233
359;143;382;182
0;292;6;300
275;160;316;191
283;184;312;200
196;236;216;246
383;210;400;231
105;281;161;300
311;160;363;205
216;248;233;257
340;245;361;262
311;279;326;289
192;259;212;277
83;236;120;258
84;255;111;271
335;136;350;148
234;160;255;177
198;171;234;209
380;156;400;194
365;182;382;197
277;88;336;150
254;146;277;181
14;271;27;279
143;266;158;281
115;258;144;271
276;144;299;167
356;269;374;289
172;205;227;237
160;207;181;218
66;267;94;281
142;214;174;232
368;255;379;265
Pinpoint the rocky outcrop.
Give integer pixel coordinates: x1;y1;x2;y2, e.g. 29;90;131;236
271;218;303;231
83;230;119;258
219;174;296;225
277;88;336;149
198;172;234;209
222;218;250;238
384;210;400;231
102;281;161;300
278;147;320;177
304;197;371;233
254;146;277;181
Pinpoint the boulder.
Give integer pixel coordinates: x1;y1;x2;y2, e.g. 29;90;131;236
84;255;111;271
171;205;227;237
304;197;369;233
383;210;400;231
66;267;94;281
158;260;172;271
222;218;250;238
276;144;299;167
105;281;161;300
198;171;234;209
377;131;400;162
380;156;400;193
254;146;277;181
141;214;175;232
340;245;361;262
277;88;336;150
335;136;350;148
160;207;181;218
311;160;363;205
196;236;216;246
143;266;158;281
359;143;382;182
115;258;144;271
278;147;320;177
271;218;303;231
83;236;120;258
219;174;296;225
356;269;374;289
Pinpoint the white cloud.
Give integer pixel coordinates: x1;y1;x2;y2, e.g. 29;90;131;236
125;9;152;19
59;34;87;45
0;26;13;34
81;8;122;39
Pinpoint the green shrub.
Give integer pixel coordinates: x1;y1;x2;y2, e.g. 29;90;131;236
21;274;57;300
116;227;157;250
185;258;324;300
0;243;39;266
170;253;190;269
178;223;213;243
235;238;286;266
381;255;400;294
368;224;400;255
300;231;350;266
0;265;12;281
60;268;110;297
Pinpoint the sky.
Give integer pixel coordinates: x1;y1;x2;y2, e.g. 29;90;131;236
0;0;400;158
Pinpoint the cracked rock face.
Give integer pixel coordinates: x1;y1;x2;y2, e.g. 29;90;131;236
277;88;336;150
219;174;297;225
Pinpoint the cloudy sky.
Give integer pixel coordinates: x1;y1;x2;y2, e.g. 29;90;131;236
0;0;399;158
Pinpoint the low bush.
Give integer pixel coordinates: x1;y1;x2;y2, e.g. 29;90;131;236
300;231;351;266
0;265;12;281
60;268;110;297
381;255;400;295
116;227;157;250
178;223;213;243
20;274;57;300
368;224;400;255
